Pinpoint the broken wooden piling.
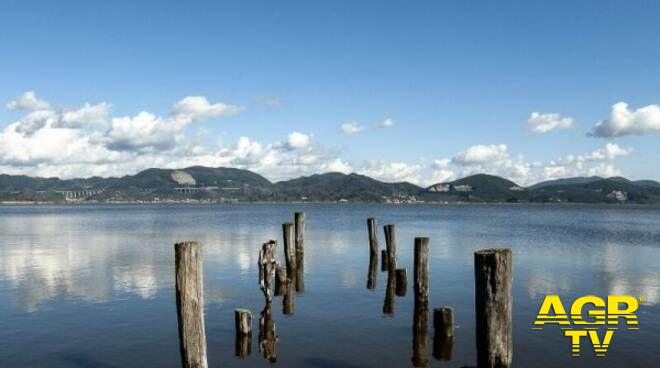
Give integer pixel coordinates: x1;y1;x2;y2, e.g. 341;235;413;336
259;240;277;305
294;212;305;292
275;266;287;296
411;237;430;367
475;248;512;368
367;218;379;289
174;241;208;368
282;223;296;288
381;249;389;271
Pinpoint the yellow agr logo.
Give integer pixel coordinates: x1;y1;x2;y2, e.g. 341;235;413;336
532;295;641;357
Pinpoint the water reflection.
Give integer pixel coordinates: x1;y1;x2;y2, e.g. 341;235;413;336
259;304;278;363
0;204;659;367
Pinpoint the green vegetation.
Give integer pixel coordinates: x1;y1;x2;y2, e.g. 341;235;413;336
1;167;659;204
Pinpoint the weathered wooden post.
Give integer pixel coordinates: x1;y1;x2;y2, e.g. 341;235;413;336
433;307;454;361
474;248;512;368
174;241;208;368
383;225;398;315
259;240;277;305
412;237;429;367
384;224;397;272
282;223;296;289
275;266;287;296
395;268;407;296
381;250;389;271
283;280;295;315
235;309;252;358
367;218;379;289
367;218;379;257
294;212;305;292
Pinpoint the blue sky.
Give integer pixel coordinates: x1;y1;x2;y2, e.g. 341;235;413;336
1;1;659;185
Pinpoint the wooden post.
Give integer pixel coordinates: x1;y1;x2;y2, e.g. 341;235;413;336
275;266;287;296
367;218;379;290
174;241;208;368
395;268;407;297
381;249;389;271
259;240;277;305
367;218;378;257
283;280;294;315
294;212;305;292
433;307;454;361
235;309;252;358
412;237;429;367
414;237;429;308
475;248;512;368
384;224;397;273
282;223;296;289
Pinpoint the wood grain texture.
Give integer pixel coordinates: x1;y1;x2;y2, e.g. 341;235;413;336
174;241;208;368
474;248;512;368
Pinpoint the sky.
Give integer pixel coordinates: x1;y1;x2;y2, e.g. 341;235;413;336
1;1;660;186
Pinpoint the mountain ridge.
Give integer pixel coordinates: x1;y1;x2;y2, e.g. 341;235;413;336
1;166;659;204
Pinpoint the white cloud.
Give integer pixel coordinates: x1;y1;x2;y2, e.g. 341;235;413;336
527;112;574;133
563;143;632;164
6;91;50;111
591;101;660;137
58;102;111;129
171;96;244;125
321;158;352;174
587;163;622;177
340;121;365;134
452;144;509;165
357;161;423;184
376;118;395;129
14;110;59;135
286;132;311;149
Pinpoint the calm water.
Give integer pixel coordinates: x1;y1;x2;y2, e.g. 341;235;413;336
0;204;658;367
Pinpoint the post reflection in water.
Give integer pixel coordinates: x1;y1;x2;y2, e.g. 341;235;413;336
412;303;429;367
367;254;377;290
283;280;295;315
383;271;396;315
259;303;278;363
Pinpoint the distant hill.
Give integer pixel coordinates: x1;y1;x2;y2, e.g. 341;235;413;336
528;177;660;204
273;172;422;202
1;167;659;204
527;176;603;190
426;174;528;202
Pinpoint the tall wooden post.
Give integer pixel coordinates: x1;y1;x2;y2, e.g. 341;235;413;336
367;218;379;290
174;241;208;368
475;248;512;368
282;223;296;288
384;224;397;273
381;250;389;271
367;218;379;257
294;212;305;292
395;268;407;296
412;237;429;367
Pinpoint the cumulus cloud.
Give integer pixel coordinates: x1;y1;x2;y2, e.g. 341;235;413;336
340;121;365;134
57;102;111;129
527;112;574;133
376;118;395;129
563;143;632;164
171;96;243;124
6;91;50;111
591;101;660;137
452;144;509;166
286;132;311;149
358;161;423;184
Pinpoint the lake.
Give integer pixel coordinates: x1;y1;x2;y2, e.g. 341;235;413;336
0;204;658;367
